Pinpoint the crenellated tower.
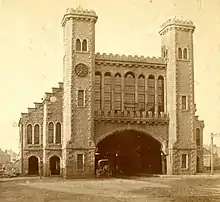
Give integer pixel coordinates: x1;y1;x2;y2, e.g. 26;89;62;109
19;8;205;178
159;18;197;174
61;8;98;177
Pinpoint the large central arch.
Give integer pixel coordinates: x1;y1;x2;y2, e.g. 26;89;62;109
95;129;164;176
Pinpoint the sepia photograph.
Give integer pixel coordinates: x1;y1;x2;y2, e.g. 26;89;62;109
1;0;220;201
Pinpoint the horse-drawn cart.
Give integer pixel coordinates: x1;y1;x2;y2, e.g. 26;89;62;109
96;159;112;179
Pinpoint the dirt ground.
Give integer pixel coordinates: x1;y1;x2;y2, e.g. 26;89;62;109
1;175;220;201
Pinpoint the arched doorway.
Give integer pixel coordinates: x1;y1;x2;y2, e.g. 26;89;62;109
28;156;39;175
49;156;60;175
96;130;163;176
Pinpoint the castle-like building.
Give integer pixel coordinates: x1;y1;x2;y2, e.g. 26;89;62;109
19;8;205;177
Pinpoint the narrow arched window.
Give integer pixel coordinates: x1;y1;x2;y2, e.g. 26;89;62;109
178;48;182;59
82;39;87;51
162;46;168;59
48;122;54;144
163;50;166;58
34;124;40;144
196;128;200;146
161;46;166;58
27;124;32;144
138;74;145;111
165;49;168;58
158;76;164;113
114;73;122;111
124;72;135;110
104;72;112;110
55;122;61;144
147;75;155;113
76;39;81;51
183;48;187;59
95;71;101;110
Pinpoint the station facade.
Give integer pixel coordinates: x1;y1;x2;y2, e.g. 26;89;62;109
19;8;205;177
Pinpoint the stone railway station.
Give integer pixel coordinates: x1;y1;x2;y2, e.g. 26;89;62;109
19;7;205;178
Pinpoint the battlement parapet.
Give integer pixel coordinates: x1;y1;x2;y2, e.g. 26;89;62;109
159;17;195;35
95;53;166;65
62;7;98;26
161;17;194;29
65;7;97;16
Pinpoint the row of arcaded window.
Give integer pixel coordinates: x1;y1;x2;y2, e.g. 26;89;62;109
48;122;61;144
94;71;165;113
76;39;87;52
26;122;61;145
27;124;40;144
178;47;188;60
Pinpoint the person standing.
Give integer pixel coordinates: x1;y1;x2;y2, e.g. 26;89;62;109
39;160;43;179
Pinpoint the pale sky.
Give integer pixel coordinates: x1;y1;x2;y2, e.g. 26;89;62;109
1;0;220;153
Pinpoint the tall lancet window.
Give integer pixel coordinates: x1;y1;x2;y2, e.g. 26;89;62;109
114;73;122;111
183;48;188;59
104;72;112;110
178;47;182;59
27;124;32;144
124;72;135;110
158;76;164;113
76;39;81;51
94;71;101;110
138;74;145;111
147;75;155;113
55;122;61;144
48;122;54;144
34;124;40;144
196;128;201;146
82;39;87;51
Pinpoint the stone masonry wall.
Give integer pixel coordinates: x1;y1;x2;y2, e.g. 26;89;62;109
20;83;63;176
43;83;63;176
159;19;197;175
20;10;206;177
20;103;43;175
62;9;97;178
94;121;169;146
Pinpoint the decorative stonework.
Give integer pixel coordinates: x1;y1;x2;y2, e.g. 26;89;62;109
61;7;98;27
75;63;89;77
159;17;195;36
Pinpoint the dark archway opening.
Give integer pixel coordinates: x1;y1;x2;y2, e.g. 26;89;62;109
28;156;39;175
96;130;163;176
49;156;60;175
